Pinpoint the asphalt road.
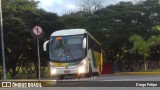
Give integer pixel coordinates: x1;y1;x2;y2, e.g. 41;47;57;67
93;74;160;81
53;74;160;87
0;74;160;90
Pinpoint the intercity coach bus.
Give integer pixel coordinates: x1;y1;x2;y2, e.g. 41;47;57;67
43;29;106;79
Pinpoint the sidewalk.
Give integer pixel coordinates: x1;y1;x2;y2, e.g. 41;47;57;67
114;72;160;75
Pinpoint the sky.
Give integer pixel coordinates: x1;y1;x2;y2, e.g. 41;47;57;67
34;0;131;16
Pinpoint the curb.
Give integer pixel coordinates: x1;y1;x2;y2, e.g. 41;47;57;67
114;72;160;75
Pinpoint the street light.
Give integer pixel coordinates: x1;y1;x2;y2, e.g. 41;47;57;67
0;0;6;80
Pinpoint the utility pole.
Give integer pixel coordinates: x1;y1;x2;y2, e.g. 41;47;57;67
0;0;6;80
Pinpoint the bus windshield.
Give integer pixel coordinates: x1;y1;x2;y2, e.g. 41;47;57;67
49;35;84;62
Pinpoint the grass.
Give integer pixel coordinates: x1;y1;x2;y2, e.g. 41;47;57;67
140;68;160;72
114;68;160;75
0;66;50;79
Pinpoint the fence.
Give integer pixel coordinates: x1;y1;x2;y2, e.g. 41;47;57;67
113;61;160;72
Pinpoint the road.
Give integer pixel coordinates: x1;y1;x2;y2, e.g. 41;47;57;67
0;74;160;90
54;74;160;87
61;74;160;81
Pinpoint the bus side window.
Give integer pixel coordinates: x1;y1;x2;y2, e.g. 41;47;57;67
95;43;101;53
88;36;95;50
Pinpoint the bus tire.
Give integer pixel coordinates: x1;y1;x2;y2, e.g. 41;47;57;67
98;66;102;76
95;67;101;76
87;64;92;77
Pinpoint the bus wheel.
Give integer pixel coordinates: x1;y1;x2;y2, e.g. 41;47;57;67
98;71;101;76
97;67;102;76
95;68;101;76
87;64;92;77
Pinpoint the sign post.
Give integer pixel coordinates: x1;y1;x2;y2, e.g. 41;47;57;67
0;0;6;80
32;25;43;81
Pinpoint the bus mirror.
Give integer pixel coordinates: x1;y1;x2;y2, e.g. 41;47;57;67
43;40;49;51
83;38;86;49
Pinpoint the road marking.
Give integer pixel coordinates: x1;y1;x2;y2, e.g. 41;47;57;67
101;77;160;81
60;76;98;81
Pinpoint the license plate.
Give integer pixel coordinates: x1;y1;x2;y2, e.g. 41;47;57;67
64;70;70;74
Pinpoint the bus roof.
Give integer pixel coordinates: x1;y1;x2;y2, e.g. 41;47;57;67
51;28;101;45
51;29;88;36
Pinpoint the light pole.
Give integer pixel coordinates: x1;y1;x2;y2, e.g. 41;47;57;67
0;0;6;80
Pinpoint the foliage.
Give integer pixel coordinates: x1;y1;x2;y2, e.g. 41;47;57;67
0;0;64;78
62;0;160;69
1;0;160;78
77;0;104;14
129;34;160;69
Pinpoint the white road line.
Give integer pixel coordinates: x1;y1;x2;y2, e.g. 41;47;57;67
101;77;160;81
60;76;98;81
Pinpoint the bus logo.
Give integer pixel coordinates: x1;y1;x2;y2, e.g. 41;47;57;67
2;82;12;87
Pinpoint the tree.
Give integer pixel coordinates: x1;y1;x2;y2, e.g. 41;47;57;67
2;0;35;78
129;34;160;70
77;0;104;14
86;1;138;63
2;0;64;78
129;35;149;70
61;0;160;70
61;11;89;29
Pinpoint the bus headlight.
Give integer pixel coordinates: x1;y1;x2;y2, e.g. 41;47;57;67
51;68;57;75
78;66;86;74
78;60;87;74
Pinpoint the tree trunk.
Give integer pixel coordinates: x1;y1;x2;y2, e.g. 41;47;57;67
144;56;147;70
144;61;147;70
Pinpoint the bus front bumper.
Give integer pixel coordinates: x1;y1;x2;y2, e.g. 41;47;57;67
50;66;88;76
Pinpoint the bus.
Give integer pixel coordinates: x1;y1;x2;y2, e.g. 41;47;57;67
43;29;105;79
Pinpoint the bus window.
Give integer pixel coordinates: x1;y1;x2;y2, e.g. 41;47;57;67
49;35;85;62
50;37;66;61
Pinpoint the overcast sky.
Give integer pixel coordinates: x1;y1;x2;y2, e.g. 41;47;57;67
34;0;131;16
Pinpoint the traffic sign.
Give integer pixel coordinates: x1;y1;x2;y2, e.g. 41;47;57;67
31;25;44;81
32;25;43;36
31;25;44;39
